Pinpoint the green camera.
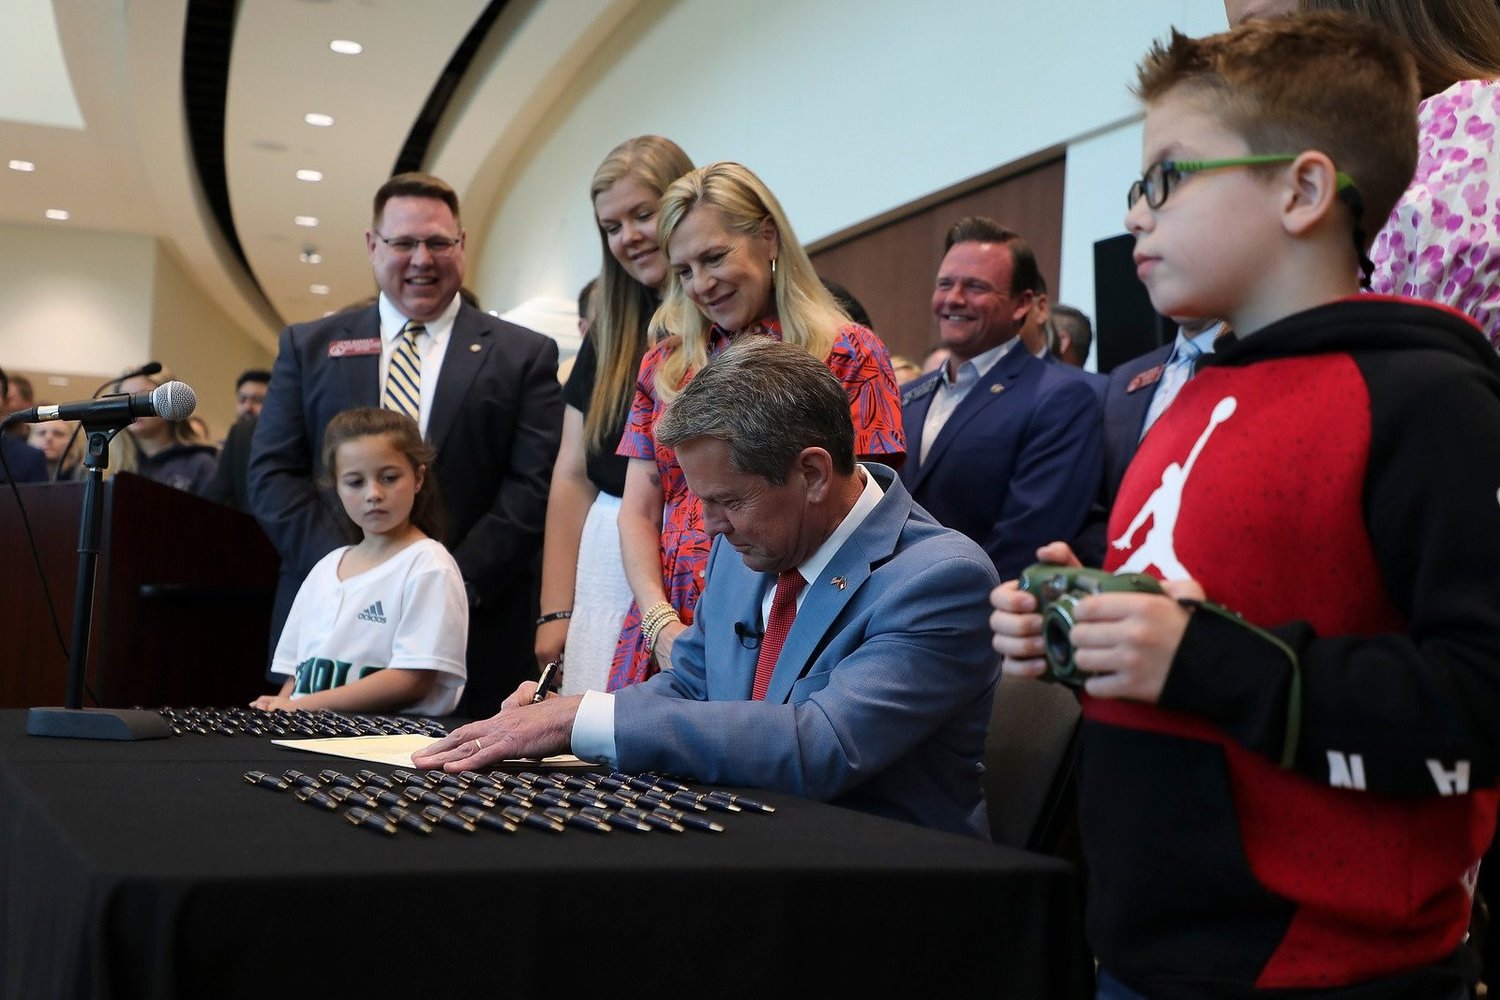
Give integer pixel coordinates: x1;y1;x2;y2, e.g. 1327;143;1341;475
1016;563;1164;687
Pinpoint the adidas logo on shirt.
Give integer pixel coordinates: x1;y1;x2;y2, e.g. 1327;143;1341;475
357;601;387;624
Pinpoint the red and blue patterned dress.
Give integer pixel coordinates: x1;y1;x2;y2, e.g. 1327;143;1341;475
607;318;905;690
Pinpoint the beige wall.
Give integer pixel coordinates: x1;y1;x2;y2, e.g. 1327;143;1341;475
0;222;153;376
0;221;272;439
150;246;274;440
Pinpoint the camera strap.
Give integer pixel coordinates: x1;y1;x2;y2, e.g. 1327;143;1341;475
1177;597;1302;770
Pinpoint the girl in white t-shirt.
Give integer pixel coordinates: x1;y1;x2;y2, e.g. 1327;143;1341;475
250;407;468;715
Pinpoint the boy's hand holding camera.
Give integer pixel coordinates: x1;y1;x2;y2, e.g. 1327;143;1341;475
989;540;1205;704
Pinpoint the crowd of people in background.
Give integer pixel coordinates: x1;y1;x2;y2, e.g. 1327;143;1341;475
7;3;1500;995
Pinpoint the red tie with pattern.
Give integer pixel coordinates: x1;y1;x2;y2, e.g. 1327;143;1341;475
751;570;805;701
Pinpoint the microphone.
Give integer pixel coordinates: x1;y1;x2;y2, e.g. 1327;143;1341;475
37;362;168;480
3;380;197;428
112;361;163;385
734;621;763;649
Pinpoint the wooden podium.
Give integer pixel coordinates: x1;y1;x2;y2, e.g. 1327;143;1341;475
0;473;280;709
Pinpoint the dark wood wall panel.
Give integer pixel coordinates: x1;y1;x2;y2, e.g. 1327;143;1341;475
0;474;279;710
809;156;1066;367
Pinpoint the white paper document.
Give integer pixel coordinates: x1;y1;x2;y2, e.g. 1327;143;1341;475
271;734;594;768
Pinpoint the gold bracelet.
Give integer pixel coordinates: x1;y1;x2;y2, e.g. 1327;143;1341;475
640;601;679;653
642;600;674;621
640;601;675;635
642;611;675;650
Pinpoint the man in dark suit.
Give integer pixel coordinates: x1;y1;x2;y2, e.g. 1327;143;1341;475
415;338;1000;839
249;172;563;718
202;369;271;512
1050;304;1095;369
1022;274;1106;400
899;217;1102;582
0;366;46;483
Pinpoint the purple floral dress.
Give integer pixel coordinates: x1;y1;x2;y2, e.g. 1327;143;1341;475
606;319;905;690
1370;79;1500;347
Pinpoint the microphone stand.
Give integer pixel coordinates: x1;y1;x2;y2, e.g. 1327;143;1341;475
27;425;170;740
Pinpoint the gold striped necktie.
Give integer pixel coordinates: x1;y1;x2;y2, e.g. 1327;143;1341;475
383;321;425;422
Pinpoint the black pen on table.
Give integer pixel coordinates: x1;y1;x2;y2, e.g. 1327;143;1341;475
532;658;561;704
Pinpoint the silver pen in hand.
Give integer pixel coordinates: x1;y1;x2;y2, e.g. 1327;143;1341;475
531;659;561;704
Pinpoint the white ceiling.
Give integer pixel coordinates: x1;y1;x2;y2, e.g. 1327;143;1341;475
0;0;535;352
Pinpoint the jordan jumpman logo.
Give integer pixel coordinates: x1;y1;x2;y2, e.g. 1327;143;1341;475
1113;396;1236;579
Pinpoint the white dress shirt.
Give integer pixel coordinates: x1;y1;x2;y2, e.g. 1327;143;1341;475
920;338;1020;467
378;292;461;437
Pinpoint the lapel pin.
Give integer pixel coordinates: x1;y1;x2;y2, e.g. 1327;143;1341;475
469;343;482;353
1127;365;1164;393
989;384;1003;394
831;576;846;590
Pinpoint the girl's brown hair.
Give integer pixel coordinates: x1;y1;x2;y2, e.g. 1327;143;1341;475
320;407;447;544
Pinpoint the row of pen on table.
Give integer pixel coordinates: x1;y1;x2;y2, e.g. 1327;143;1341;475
243;765;774;836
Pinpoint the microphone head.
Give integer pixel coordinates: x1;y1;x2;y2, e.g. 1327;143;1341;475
151;380;197;421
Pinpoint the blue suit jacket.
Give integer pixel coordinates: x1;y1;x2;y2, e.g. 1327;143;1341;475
1073;343;1172;567
247;301;563;713
0;435;47;483
899;346;1103;582
613;464;1000;839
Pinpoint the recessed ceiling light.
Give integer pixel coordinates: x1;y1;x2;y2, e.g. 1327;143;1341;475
9;160;36;172
45;209;69;221
299;249;323;264
304;112;334;128
295;169;323;182
329;39;362;55
310;284;330;295
294;215;319;228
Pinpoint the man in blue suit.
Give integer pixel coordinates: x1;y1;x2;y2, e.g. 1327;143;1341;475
900;217;1103;583
249;172;563;719
416;337;1001;839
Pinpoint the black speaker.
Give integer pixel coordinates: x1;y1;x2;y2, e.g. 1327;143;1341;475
1093;233;1172;374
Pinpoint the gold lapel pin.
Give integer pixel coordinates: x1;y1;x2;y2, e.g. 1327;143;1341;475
469;343;482;353
990;384;1003;394
831;576;847;590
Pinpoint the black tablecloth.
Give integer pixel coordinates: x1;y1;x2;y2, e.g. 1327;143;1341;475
0;710;1092;998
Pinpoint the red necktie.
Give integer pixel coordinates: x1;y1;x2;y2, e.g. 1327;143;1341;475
751;570;805;701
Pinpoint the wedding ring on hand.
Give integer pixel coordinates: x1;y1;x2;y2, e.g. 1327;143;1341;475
473;738;483;754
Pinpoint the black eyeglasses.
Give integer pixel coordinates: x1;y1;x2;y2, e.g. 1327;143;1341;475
1127;155;1356;210
374;232;463;256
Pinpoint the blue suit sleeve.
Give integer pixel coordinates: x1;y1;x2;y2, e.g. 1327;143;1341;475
983;373;1103;581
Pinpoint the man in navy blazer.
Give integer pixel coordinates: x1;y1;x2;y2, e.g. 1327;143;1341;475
900;217;1102;583
415;338;1000;839
249;172;563;718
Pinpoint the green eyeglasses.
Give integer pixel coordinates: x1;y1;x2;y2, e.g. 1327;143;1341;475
1127;155;1356;210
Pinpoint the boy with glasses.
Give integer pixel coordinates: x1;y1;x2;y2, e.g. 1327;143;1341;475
991;13;1500;998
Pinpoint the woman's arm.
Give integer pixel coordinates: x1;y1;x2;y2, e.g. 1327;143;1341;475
535;406;598;669
619;458;668;609
618;458;685;664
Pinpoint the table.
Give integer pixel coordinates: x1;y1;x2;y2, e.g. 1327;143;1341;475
0;710;1092;998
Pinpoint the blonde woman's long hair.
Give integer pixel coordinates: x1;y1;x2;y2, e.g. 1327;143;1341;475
652;162;851;404
585;136;695;455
